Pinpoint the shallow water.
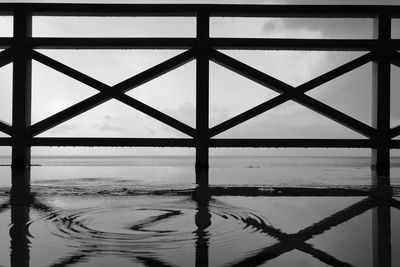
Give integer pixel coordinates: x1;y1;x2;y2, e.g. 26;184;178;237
0;156;399;266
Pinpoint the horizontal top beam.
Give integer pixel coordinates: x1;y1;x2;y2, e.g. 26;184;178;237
0;4;399;17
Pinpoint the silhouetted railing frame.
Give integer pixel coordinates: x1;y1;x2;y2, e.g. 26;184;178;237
0;4;399;169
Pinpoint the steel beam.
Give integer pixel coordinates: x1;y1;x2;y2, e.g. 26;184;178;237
30;37;195;49
0;4;398;17
195;11;210;169
29;49;196;137
11;10;31;168
371;14;391;171
30;137;195;147
209;138;373;148
210;49;376;138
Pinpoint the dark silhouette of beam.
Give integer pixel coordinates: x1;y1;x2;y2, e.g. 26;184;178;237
0;137;11;146
371;14;391;171
135;256;178;267
0;37;12;48
210;38;377;51
30;37;195;49
230;197;376;266
0;48;13;68
27;38;380;51
0;3;399;17
30;137;194;147
208;46;376;137
390;140;400;149
390;50;400;68
390;125;400;138
209;49;377;138
0;120;12;136
11;10;32;168
49;254;89;267
193;175;211;267
195;11;210;169
372;204;391;267
237;216;354;267
29;49;196;137
10;168;31;267
209;139;373;148
128;209;182;232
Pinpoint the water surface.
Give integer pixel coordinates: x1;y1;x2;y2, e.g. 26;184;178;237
0;156;399;266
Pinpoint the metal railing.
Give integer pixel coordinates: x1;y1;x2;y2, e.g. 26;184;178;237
0;3;399;169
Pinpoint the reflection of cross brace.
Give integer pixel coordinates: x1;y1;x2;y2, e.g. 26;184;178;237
3;186;399;267
227;195;399;267
232;198;375;266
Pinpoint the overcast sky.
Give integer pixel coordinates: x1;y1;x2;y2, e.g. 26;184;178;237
0;0;399;156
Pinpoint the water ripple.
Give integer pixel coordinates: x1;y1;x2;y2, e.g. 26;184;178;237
28;198;271;256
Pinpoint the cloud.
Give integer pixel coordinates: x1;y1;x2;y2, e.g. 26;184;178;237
98;123;123;132
209;104;231;127
38;123;78;136
162;102;195;126
263;17;373;39
104;115;113;121
160;102;196;136
262;18;323;39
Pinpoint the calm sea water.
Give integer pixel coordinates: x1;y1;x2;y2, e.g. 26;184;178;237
1;155;400;188
0;156;399;266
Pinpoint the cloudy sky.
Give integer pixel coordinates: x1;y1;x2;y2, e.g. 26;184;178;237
0;0;400;156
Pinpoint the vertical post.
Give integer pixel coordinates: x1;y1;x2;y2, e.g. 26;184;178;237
372;205;391;267
195;10;210;170
194;169;210;267
194;198;211;267
10;168;31;267
371;14;391;172
12;10;32;168
371;169;392;267
371;15;392;266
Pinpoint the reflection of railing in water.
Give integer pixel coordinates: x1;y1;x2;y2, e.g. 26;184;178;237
1;168;398;267
0;4;399;170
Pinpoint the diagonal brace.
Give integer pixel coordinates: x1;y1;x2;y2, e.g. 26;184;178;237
209;49;377;138
210;51;375;137
0;48;13;68
390;125;400;138
391;50;400;68
28;49;196;137
0;120;12;136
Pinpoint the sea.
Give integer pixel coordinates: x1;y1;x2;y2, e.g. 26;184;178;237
0;155;399;267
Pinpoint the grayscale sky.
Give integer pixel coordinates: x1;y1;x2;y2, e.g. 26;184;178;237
0;0;399;156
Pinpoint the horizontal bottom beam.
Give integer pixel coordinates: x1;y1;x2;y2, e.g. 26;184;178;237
389;140;400;149
210;139;375;148
0;138;397;148
29;138;373;148
29;138;195;147
0;138;11;146
23;37;385;51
